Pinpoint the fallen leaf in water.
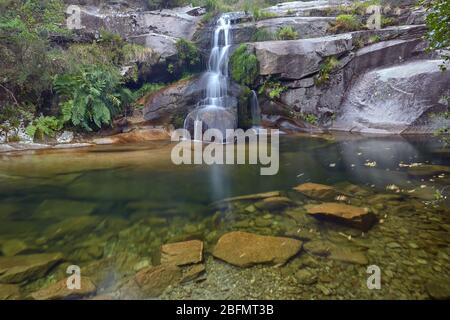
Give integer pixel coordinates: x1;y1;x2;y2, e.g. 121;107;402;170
386;184;399;191
365;161;377;167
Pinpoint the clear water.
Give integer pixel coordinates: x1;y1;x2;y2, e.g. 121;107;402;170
0;134;449;299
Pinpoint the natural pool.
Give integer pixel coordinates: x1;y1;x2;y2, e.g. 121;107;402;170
0;134;449;299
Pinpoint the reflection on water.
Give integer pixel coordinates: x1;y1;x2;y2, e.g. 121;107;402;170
0;134;449;299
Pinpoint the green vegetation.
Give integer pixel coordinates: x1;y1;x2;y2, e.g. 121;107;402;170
175;39;201;72
381;16;396;27
26;115;61;140
230;44;259;87
252;29;275;42
252;7;278;21
259;80;287;100
53;66;133;131
368;35;381;43
329;14;363;33
315;57;340;86
276;26;298;40
422;0;449;68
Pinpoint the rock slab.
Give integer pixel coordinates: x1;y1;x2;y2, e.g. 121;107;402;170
160;240;203;266
213;231;302;267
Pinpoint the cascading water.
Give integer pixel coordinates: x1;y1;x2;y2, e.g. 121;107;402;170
250;90;261;128
184;14;237;140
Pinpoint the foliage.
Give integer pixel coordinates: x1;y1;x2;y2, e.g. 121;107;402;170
230;44;259;87
381;16;396;27
369;35;381;43
259;80;287;100
175;39;201;71
53;66;133;131
276;26;298;40
0;0;67;106
252;29;275;42
315;57;340;86
422;0;450;68
252;8;278;21
26;115;61;140
329;14;363;33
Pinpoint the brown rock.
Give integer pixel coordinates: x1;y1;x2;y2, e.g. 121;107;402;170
293;183;337;200
254;196;294;211
161;240;203;266
306;202;377;231
134;264;182;297
0;253;63;284
212;231;302;267
181;264;206;283
31;277;96;300
217;191;281;203
93;128;170;145
329;248;368;265
0;284;21;299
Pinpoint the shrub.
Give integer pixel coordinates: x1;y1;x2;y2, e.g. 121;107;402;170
315;57;340;86
329;14;363;33
253;8;278;21
252;29;275;42
276;26;298;40
230;44;259;87
422;0;449;69
54;66;133;131
259;80;287;100
26;115;61;140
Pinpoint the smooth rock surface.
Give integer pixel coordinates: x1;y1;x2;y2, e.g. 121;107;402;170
213;231;302;267
31;277;96;300
161;240;203;266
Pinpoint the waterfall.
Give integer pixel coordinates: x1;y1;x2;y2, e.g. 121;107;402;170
184;14;237;141
250;90;261;128
202;15;232;108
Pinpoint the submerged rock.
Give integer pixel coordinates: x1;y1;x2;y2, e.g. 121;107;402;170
134;264;182;297
0;253;63;284
212;231;302;267
254;196;294;211
329;248;368;265
407;164;450;177
293;182;337;200
160;240;203;266
35;199;97;219
295;269;318;285
44;216;100;241
31;277;96;300
1;239;29;256
181;264;206;283
426;279;450;300
216;191;281;203
0;284;21;299
305;202;376;231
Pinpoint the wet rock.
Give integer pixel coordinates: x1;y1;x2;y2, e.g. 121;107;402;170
0;284;21;299
161;240;203;266
293;183;337;200
426;279;450;300
44;216;100;241
56;131;74;144
212;231;302;267
254;196;294;211
31;277;96;300
134;264;182;297
305;202;376;231
1;239;29;256
92;128;170;145
303;241;333;257
34;199;97;219
408;165;450;177
329;248;368;265
0;253;63;283
216;191;281;204
181;264;206;283
295;269;318;285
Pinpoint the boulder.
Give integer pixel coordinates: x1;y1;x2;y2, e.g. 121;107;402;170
305;202;376;231
160;240;203;266
253;33;353;80
184;106;238;140
31;277;96;300
0;253;63;284
254;196;294;211
212;231;302;267
134;264;182;297
293;182;337;200
143;77;203;125
332;60;450;134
